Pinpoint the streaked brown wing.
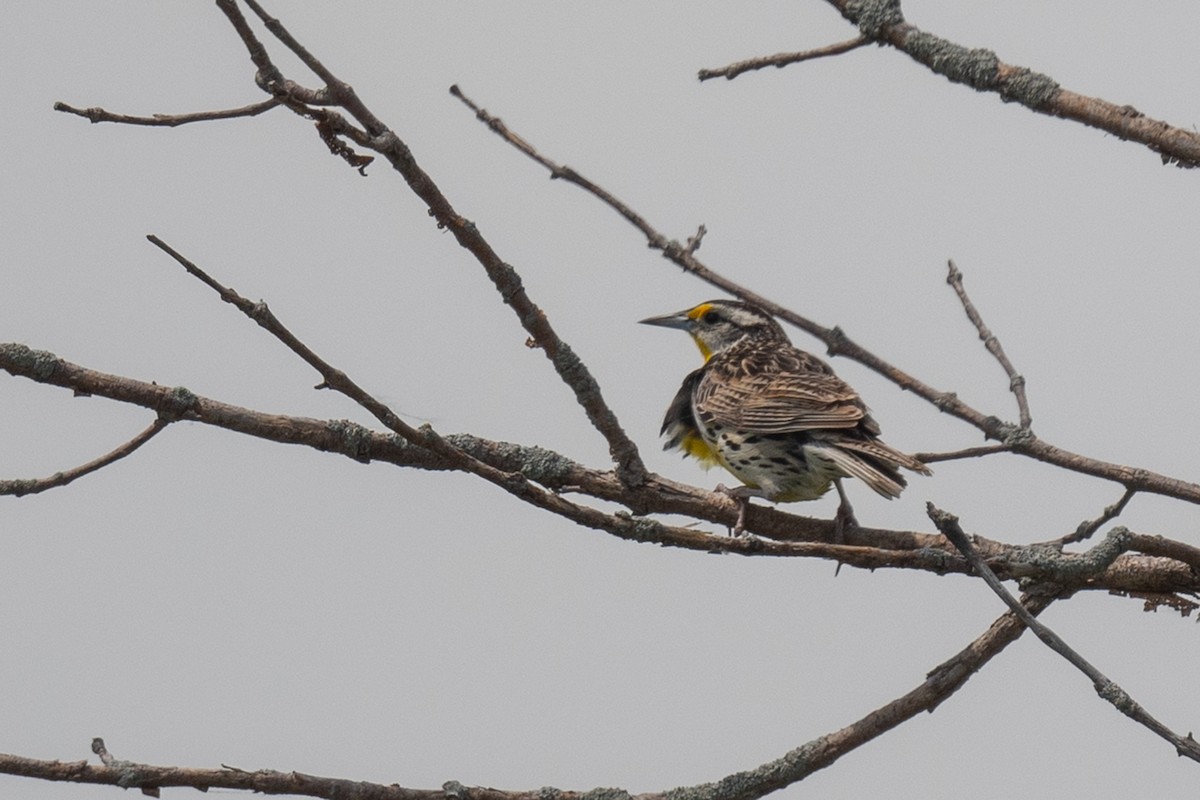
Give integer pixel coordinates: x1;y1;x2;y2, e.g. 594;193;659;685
696;368;867;433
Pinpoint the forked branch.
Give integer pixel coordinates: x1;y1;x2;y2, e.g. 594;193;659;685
930;505;1200;763
946;260;1032;428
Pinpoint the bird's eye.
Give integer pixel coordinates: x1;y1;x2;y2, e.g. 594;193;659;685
702;310;722;325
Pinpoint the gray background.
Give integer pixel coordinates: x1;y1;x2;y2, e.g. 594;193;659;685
3;2;1199;798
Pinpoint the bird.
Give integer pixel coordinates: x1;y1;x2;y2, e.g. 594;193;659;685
640;299;930;535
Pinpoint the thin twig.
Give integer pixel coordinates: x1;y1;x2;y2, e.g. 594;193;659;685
928;504;1200;763
912;443;1010;464
53;99;279;126
0;419;167;497
1060;487;1137;546
449;86;1200;507
698;36;870;81
450;84;670;247
946;260;1032;429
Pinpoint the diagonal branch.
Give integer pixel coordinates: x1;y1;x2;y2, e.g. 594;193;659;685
0;418;168;497
142;236;656;542
0;594;1053;800
698;36;870;81
449;85;1200;507
929;504;1200;763
668;593;1056;799
946;260;1031;428
1059;486;1137;546
207;0;648;488
821;0;1200;167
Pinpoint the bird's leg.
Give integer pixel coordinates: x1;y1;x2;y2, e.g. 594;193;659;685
833;478;859;543
714;484;761;536
830;479;860;577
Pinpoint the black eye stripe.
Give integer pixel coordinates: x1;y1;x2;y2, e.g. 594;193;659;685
702;310;721;324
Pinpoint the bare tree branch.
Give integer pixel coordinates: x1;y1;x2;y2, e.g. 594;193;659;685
0;593;1055;800
140;237;667;550
18;3;1199;796
3;340;1197;603
946;259;1032;429
30;2;1200;604
667;593;1058;799
697;36;870;81
448;85;1200;506
913;443;1010;464
1059;486;1137;546
0;418;167;497
820;0;1200;167
202;0;650;487
53;99;279;126
929;504;1200;762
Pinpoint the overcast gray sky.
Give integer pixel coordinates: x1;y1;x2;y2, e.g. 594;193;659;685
4;3;1200;798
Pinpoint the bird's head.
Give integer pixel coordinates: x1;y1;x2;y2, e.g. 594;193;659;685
639;299;788;362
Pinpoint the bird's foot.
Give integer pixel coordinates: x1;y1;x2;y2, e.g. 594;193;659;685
833;501;859;543
715;483;759;536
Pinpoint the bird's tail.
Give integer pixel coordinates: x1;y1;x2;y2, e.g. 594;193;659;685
815;438;931;500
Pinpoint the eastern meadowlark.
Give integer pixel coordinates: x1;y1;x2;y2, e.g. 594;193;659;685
641;299;930;534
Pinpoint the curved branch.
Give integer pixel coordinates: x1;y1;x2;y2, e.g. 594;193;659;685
0;418;168;496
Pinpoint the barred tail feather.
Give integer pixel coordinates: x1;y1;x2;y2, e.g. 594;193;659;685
813;445;907;499
835;437;933;477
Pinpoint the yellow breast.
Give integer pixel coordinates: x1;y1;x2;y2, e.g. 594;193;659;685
679;429;723;468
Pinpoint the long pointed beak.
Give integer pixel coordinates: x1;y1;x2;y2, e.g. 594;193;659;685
638;310;693;331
